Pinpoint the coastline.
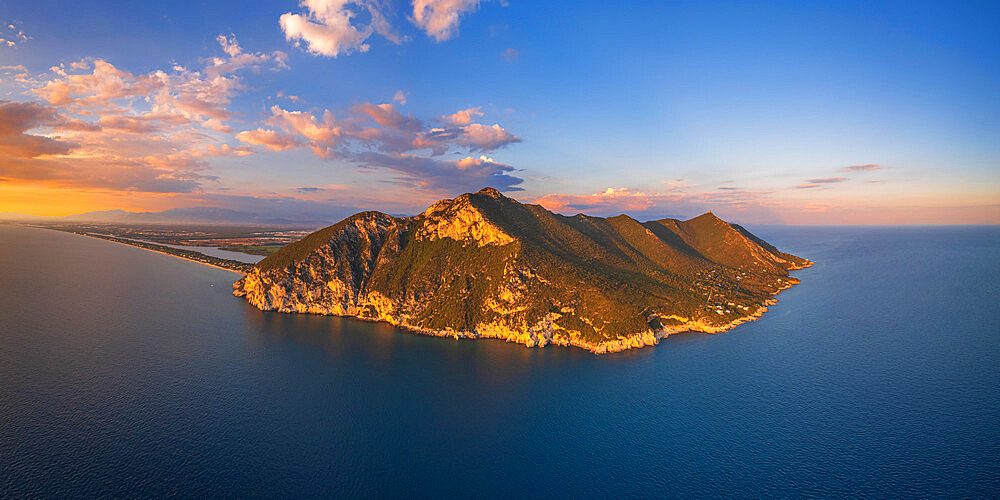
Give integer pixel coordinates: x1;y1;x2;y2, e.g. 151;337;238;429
239;259;814;355
44;227;249;275
96;237;247;274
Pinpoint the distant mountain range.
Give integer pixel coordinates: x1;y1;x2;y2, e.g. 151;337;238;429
0;206;352;227
234;187;811;353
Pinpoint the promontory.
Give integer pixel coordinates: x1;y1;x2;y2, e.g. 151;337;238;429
234;187;811;353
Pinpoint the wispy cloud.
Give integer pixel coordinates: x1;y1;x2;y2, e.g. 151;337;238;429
796;177;849;189
534;185;779;220
843;163;881;172
805;177;848;183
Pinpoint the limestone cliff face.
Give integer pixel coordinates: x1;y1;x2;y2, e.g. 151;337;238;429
234;187;811;353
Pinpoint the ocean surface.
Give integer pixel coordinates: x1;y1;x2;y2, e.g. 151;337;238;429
1;224;998;497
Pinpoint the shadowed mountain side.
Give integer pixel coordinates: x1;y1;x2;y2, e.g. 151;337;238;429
234;188;812;353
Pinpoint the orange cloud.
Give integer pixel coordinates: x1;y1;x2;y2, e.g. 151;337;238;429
441;107;483;126
235;128;302;151
1;35;284;195
0;100;76;158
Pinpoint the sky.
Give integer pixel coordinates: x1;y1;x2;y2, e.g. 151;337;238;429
0;0;998;224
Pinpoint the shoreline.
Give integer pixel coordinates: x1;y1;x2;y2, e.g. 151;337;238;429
239;260;814;355
98;237;247;274
40;227;249;275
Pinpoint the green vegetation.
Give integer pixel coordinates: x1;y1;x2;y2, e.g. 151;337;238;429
219;244;285;256
236;188;811;347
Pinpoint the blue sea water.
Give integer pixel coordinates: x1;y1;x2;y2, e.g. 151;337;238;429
1;224;998;497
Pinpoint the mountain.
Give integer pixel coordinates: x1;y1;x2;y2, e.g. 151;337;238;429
234;188;812;353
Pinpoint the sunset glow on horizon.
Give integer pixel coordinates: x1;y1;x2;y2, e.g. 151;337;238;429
1;1;998;224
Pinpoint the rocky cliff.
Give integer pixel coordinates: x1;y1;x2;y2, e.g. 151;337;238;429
234;187;812;353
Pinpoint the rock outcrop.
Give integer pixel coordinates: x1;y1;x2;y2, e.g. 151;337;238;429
235;188;812;353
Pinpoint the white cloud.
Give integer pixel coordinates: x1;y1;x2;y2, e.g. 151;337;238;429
411;0;483;41
280;0;400;57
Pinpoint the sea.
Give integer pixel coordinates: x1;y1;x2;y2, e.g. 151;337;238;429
1;224;998;497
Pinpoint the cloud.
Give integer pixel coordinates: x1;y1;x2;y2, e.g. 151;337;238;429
415;123;520;152
804;177;848;184
536;188;659;214
278;0;489;57
296;186;326;192
237;99;523;192
208;34;289;75
393;90;408;105
843;163;881;172
198;144;256;157
441;106;482;125
353;102;423;131
247;102;519;157
0;23;28;48
2;35;285;194
411;0;484;41
356;152;522;191
280;0;400;57
795;183;821;189
0;100;77;158
502;48;519;62
534;185;782;220
33;35;286;122
454;123;519;150
235;128;302;151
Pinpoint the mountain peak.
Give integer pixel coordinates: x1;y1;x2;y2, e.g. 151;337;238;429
689;211;724;223
474;187;503;199
237;193;811;353
417;190;514;246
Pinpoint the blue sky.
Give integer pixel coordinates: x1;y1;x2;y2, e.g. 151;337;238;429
1;0;997;223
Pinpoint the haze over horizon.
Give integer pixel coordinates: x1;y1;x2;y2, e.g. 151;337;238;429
1;0;998;224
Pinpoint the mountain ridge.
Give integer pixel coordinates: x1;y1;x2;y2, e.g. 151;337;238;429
234;187;812;353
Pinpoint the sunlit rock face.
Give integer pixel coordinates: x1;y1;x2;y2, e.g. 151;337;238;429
417;189;515;247
234;187;811;353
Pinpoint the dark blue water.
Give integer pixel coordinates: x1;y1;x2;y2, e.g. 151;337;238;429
1;224;998;497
